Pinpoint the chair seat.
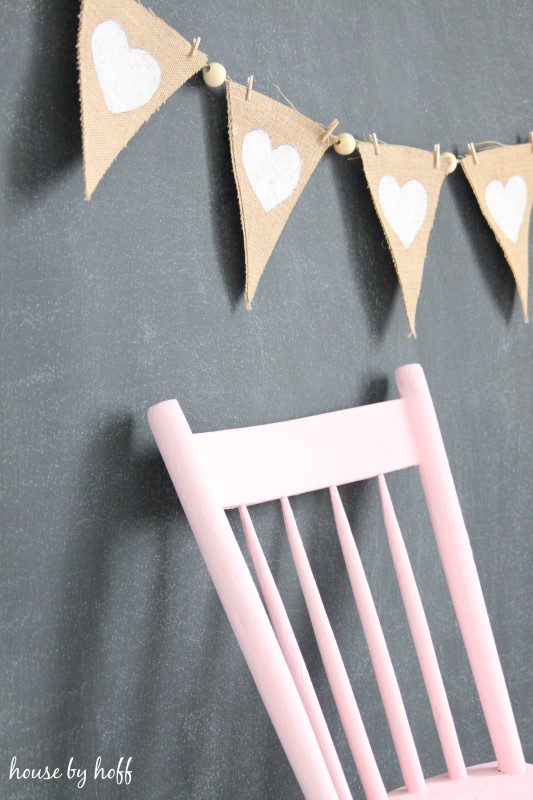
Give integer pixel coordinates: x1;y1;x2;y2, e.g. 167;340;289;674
389;762;533;799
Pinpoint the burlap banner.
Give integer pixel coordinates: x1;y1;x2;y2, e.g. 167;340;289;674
358;142;448;337
227;80;334;308
79;0;207;199
461;143;532;322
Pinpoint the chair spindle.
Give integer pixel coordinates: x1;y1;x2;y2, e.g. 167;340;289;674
330;486;426;793
239;504;353;800
280;496;388;800
377;474;467;780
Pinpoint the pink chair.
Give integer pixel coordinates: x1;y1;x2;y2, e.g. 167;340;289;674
148;363;532;799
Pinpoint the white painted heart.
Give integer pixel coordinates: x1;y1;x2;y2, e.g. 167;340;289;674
378;175;428;249
484;175;527;243
242;129;302;213
91;20;162;114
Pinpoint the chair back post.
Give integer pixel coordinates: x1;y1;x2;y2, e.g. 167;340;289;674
395;364;526;775
147;400;341;800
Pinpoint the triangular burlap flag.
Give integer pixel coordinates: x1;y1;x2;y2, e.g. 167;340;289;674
79;0;207;199
461;143;532;322
226;80;334;307
358;142;448;336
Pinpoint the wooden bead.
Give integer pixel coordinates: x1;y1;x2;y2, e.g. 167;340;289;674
334;133;357;156
202;62;226;88
441;152;458;174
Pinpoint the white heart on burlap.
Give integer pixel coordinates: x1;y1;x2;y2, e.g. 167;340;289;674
91;20;162;114
378;175;428;249
484;175;527;243
242;129;302;213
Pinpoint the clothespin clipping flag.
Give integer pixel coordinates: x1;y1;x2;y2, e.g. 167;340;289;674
227;79;336;308
461;142;532;322
78;0;207;199
358;142;449;337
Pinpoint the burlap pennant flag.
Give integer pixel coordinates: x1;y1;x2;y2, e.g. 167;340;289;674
461;143;532;322
226;80;334;308
358;142;448;336
79;0;207;199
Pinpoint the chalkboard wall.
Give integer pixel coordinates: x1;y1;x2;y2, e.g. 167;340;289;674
1;1;531;798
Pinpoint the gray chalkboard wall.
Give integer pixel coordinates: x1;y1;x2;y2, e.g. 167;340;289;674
1;1;531;798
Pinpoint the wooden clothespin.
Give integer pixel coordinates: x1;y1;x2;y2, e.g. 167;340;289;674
322;119;339;143
468;142;479;165
434;144;441;168
370;133;380;155
246;75;254;101
189;37;201;57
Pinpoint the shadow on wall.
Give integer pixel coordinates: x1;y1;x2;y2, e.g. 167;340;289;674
48;413;300;797
48;414;179;798
198;74;246;308
8;0;82;203
332;154;399;341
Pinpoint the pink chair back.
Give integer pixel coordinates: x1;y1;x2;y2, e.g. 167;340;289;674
148;363;526;799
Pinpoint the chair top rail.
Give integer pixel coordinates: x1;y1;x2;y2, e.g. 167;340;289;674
194;398;420;508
